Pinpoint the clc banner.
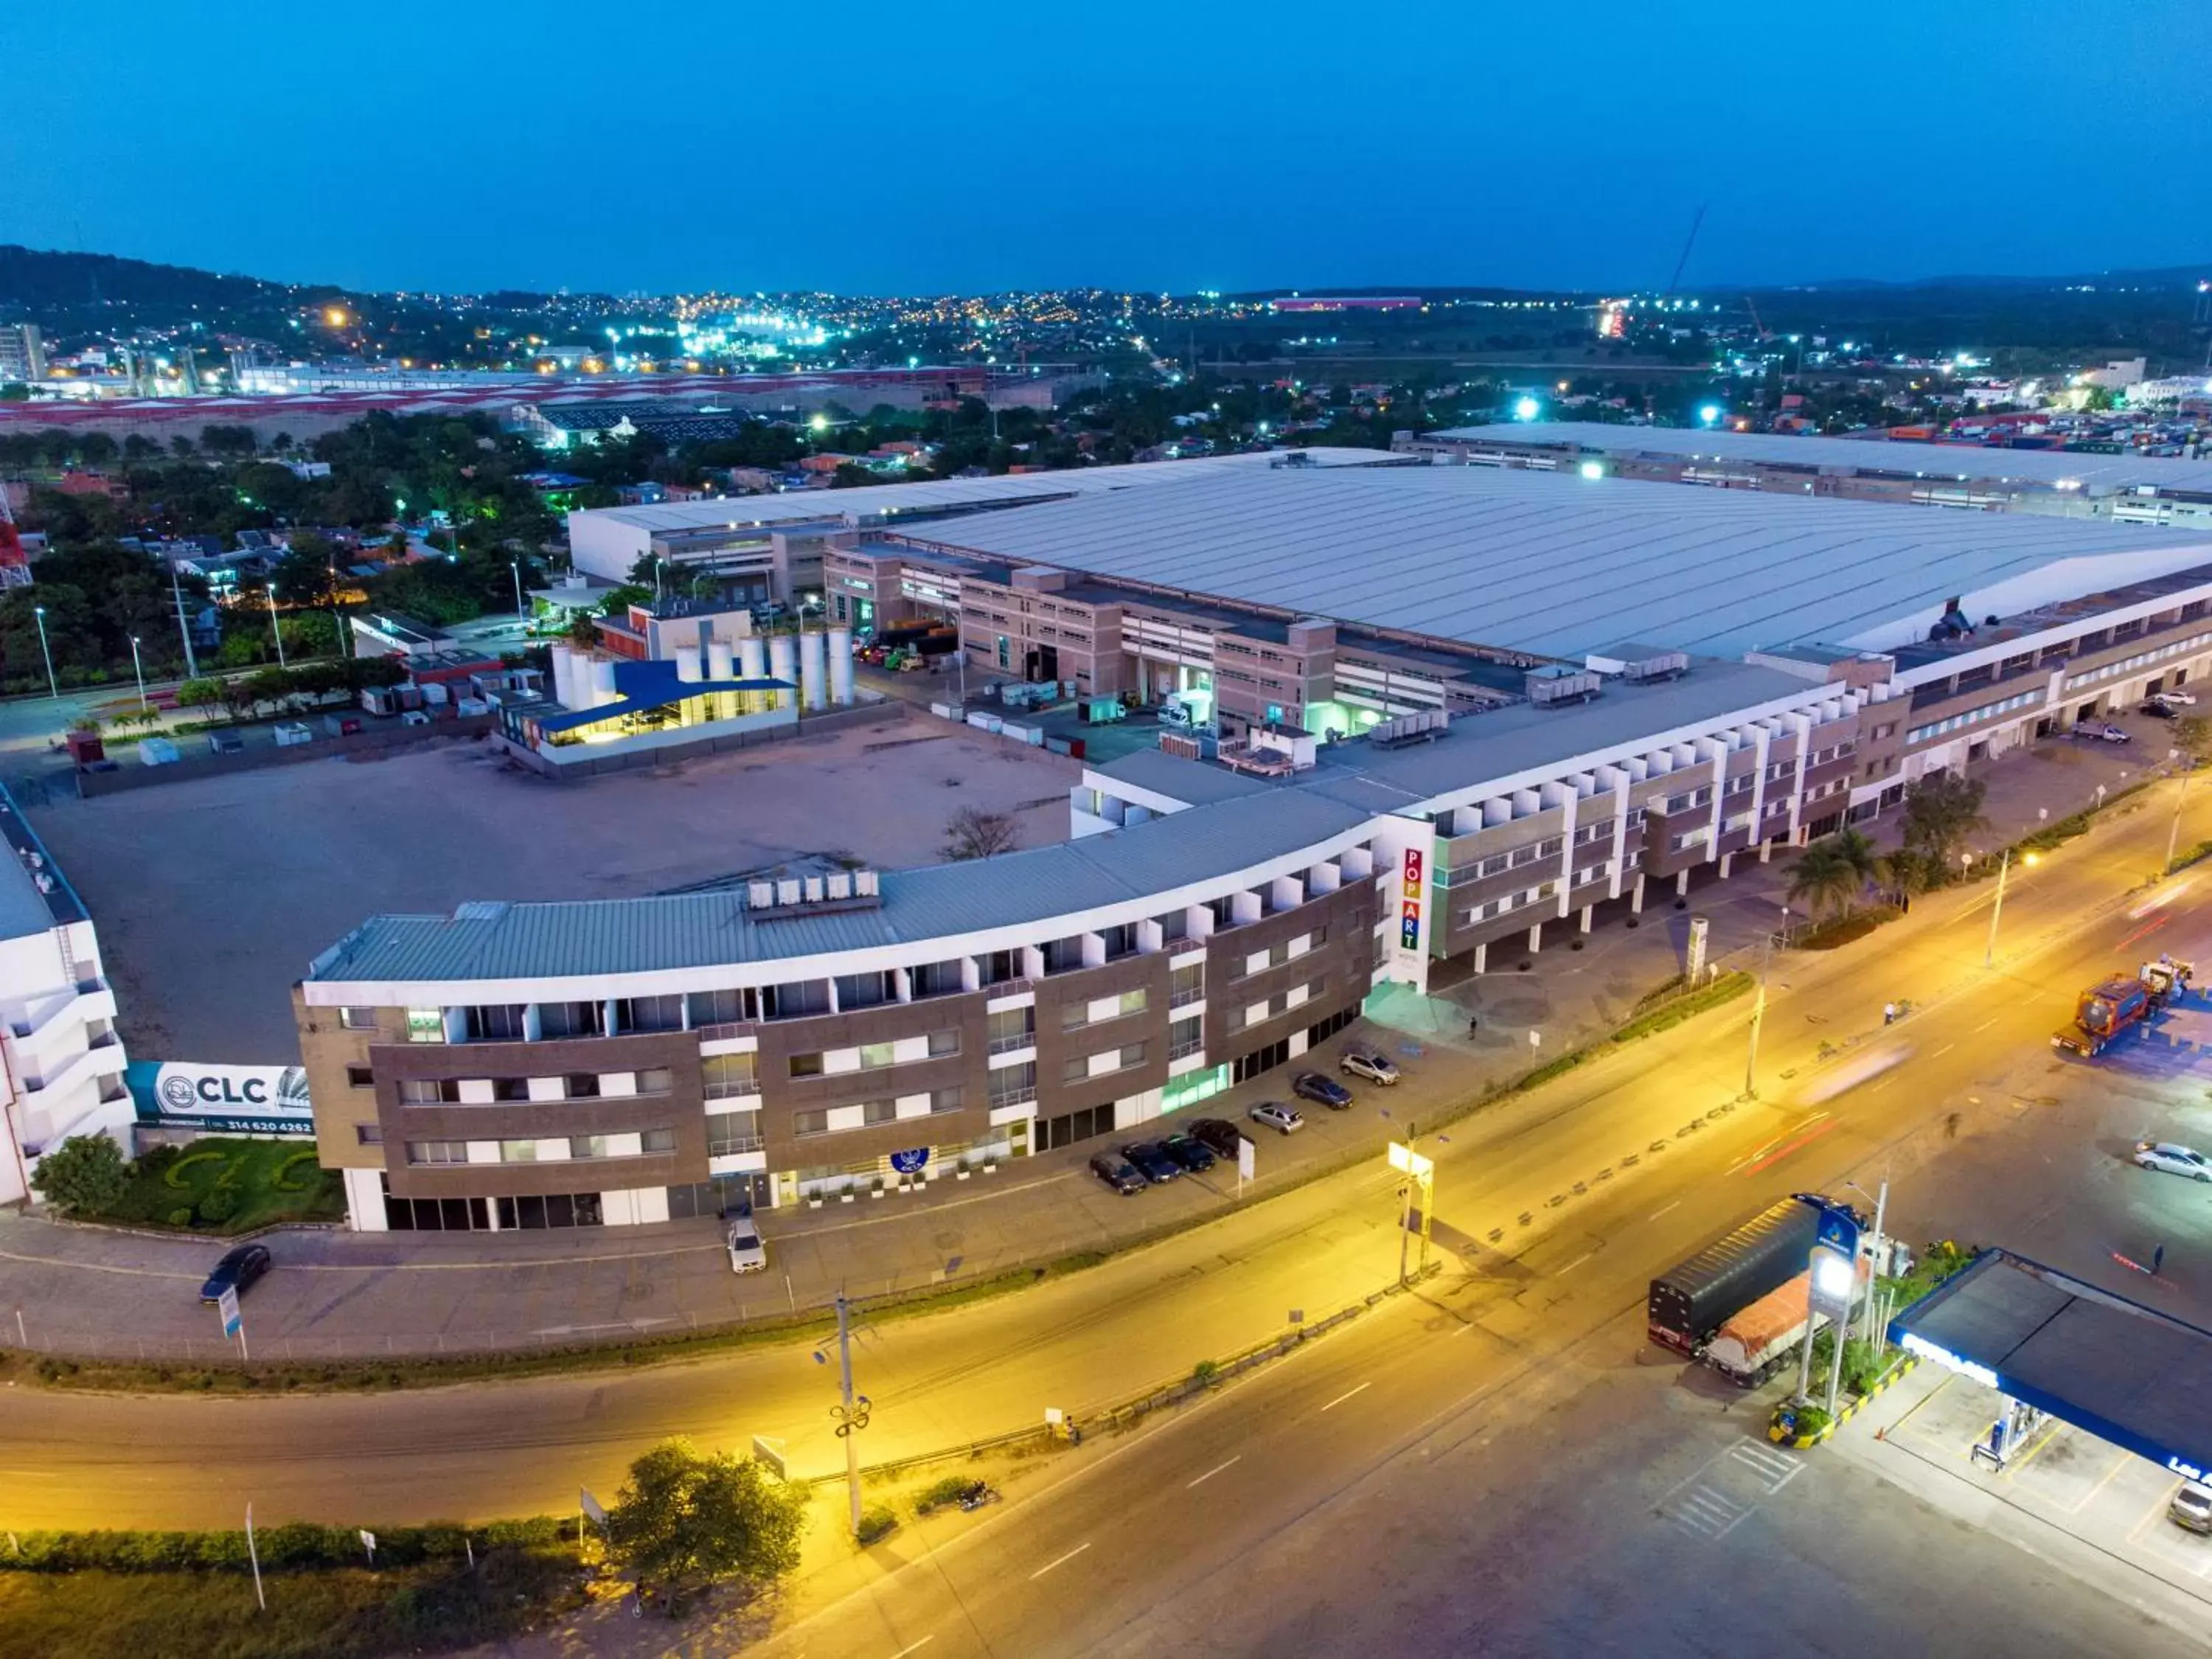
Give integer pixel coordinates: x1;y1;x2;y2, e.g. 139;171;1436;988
127;1061;315;1135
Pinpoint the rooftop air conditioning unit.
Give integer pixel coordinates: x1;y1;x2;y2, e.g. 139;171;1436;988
1526;666;1603;708
748;881;775;910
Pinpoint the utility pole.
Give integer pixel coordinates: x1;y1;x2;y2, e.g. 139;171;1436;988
2166;754;2194;878
1396;1121;1417;1288
1744;934;1771;1099
829;1293;871;1539
1984;847;2011;969
170;563;198;678
1857;1177;1889;1354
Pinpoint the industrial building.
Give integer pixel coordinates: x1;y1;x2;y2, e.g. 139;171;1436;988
0;787;130;1206
1408;422;2212;526
299;461;2212;1231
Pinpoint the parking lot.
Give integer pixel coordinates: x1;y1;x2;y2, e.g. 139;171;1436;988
26;710;1077;1060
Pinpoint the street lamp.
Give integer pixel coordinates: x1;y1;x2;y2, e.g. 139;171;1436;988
1388;1137;1435;1287
129;635;147;711
1984;847;2037;969
31;605;57;700
265;583;286;670
2165;745;2194;878
510;560;526;619
1841;1176;1891;1357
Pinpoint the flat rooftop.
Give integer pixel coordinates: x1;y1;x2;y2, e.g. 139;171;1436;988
1434;422;2212;498
897;463;2212;661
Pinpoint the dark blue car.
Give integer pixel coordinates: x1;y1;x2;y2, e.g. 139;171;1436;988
1293;1071;1353;1110
1121;1141;1182;1183
199;1242;271;1304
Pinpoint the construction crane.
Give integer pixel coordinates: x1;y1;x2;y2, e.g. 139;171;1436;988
1745;294;1775;342
1662;204;1707;302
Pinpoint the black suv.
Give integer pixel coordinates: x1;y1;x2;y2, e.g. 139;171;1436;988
1089;1152;1147;1194
199;1242;272;1303
1188;1118;1245;1160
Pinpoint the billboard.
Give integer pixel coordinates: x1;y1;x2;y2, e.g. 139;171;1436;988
128;1061;315;1136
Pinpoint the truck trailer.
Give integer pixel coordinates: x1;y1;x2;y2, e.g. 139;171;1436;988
1648;1197;1823;1354
2053;972;2169;1057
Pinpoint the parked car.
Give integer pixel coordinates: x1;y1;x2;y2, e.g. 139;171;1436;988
2160;689;2199;706
2133;1141;2212;1181
2140;699;2178;720
1161;1132;1216;1172
2171;1480;2212;1534
2077;721;2132;743
1292;1071;1353;1110
1340;1049;1400;1085
1122;1141;1182;1183
1188;1118;1246;1160
199;1242;271;1304
726;1214;768;1273
1249;1102;1304;1135
1089;1152;1147;1194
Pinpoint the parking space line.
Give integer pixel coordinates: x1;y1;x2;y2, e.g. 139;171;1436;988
1028;1543;1090;1581
2066;1450;2135;1514
889;1638;935;1658
1554;1252;1593;1276
1321;1382;1371;1413
1186;1457;1240;1489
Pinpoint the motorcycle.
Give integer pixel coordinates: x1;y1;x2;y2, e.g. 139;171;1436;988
956;1481;1001;1512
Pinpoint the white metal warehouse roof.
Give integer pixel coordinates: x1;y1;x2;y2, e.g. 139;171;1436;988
1433;422;2212;497
906;464;2212;659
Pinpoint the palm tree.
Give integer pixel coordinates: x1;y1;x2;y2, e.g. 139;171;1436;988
1787;838;1862;922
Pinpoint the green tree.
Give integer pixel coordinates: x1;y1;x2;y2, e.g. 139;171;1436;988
1899;771;1991;874
30;1134;128;1217
607;1438;807;1604
1787;835;1863;921
2173;714;2212;769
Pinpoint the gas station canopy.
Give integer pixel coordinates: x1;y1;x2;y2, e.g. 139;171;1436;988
1891;1250;2212;1483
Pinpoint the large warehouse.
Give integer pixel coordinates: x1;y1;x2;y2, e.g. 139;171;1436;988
1408;422;2212;526
299;461;2212;1231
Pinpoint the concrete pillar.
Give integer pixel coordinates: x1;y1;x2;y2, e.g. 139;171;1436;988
1719;851;1733;880
1631;873;1647;914
1579;905;1593;933
1675;869;1691;898
1759;837;1773;864
1472;942;1486;975
1527;922;1543;953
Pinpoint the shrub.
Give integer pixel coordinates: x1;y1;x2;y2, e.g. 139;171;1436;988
855;1505;898;1545
1190;1358;1221;1388
167;1207;194;1228
29;1135;128;1217
196;1189;237;1225
135;1144;181;1180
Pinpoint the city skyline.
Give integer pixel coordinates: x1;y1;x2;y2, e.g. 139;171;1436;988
4;1;2208;297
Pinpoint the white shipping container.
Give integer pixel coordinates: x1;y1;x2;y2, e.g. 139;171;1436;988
965;713;1003;734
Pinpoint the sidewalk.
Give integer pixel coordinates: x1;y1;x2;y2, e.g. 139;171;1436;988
0;734;2173;1365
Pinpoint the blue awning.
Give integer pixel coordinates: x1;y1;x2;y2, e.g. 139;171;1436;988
532;657;793;734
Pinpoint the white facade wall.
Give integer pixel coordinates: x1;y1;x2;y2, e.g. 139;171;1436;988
0;914;131;1206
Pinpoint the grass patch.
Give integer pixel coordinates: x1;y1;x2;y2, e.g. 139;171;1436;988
855;1504;899;1546
1790;907;1900;952
0;1547;582;1659
80;1138;346;1234
1611;970;1754;1042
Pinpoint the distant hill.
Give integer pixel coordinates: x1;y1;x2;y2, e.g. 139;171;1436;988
0;243;344;318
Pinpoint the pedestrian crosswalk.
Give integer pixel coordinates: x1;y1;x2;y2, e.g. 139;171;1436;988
1659;1439;1803;1542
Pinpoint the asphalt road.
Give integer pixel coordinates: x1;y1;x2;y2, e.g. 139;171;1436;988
2;785;2209;1655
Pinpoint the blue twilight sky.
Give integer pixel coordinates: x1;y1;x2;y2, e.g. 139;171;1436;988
1;1;2207;297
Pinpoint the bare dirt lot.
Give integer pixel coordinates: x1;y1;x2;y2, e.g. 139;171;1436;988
29;713;1075;1062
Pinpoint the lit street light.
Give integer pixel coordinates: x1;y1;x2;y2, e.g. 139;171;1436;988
510;560;526;619
31;604;57;700
265;584;287;671
129;636;147;712
1388;1137;1435;1287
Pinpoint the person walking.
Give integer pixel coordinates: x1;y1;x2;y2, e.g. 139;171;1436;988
2154;1243;2166;1276
1883;1001;1898;1026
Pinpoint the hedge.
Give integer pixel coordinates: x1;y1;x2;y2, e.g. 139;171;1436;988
0;1517;573;1575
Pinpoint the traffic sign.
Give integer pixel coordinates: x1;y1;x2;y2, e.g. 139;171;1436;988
217;1286;241;1340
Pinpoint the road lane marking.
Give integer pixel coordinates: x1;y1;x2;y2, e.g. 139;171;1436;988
1649;1200;1680;1221
1320;1382;1371;1413
1029;1543;1090;1581
1970;1018;1997;1034
1930;1043;1955;1059
1739;1118;1840;1175
889;1640;934;1658
1555;1252;1593;1276
1186;1457;1241;1489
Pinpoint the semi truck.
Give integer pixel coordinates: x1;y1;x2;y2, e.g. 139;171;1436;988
2052;959;2193;1057
1700;1270;1821;1386
1647;1197;1824;1354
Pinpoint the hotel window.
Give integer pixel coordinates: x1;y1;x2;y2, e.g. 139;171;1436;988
339;1007;380;1032
406;1140;469;1165
636;1067;674;1094
355;1124;383;1146
703;1053;759;1098
346;1065;374;1089
792;1108;830;1138
789;1052;824;1079
860;1099;898;1127
640;1128;678;1153
406;1007;444;1044
398;1079;459;1105
930;1086;964;1114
